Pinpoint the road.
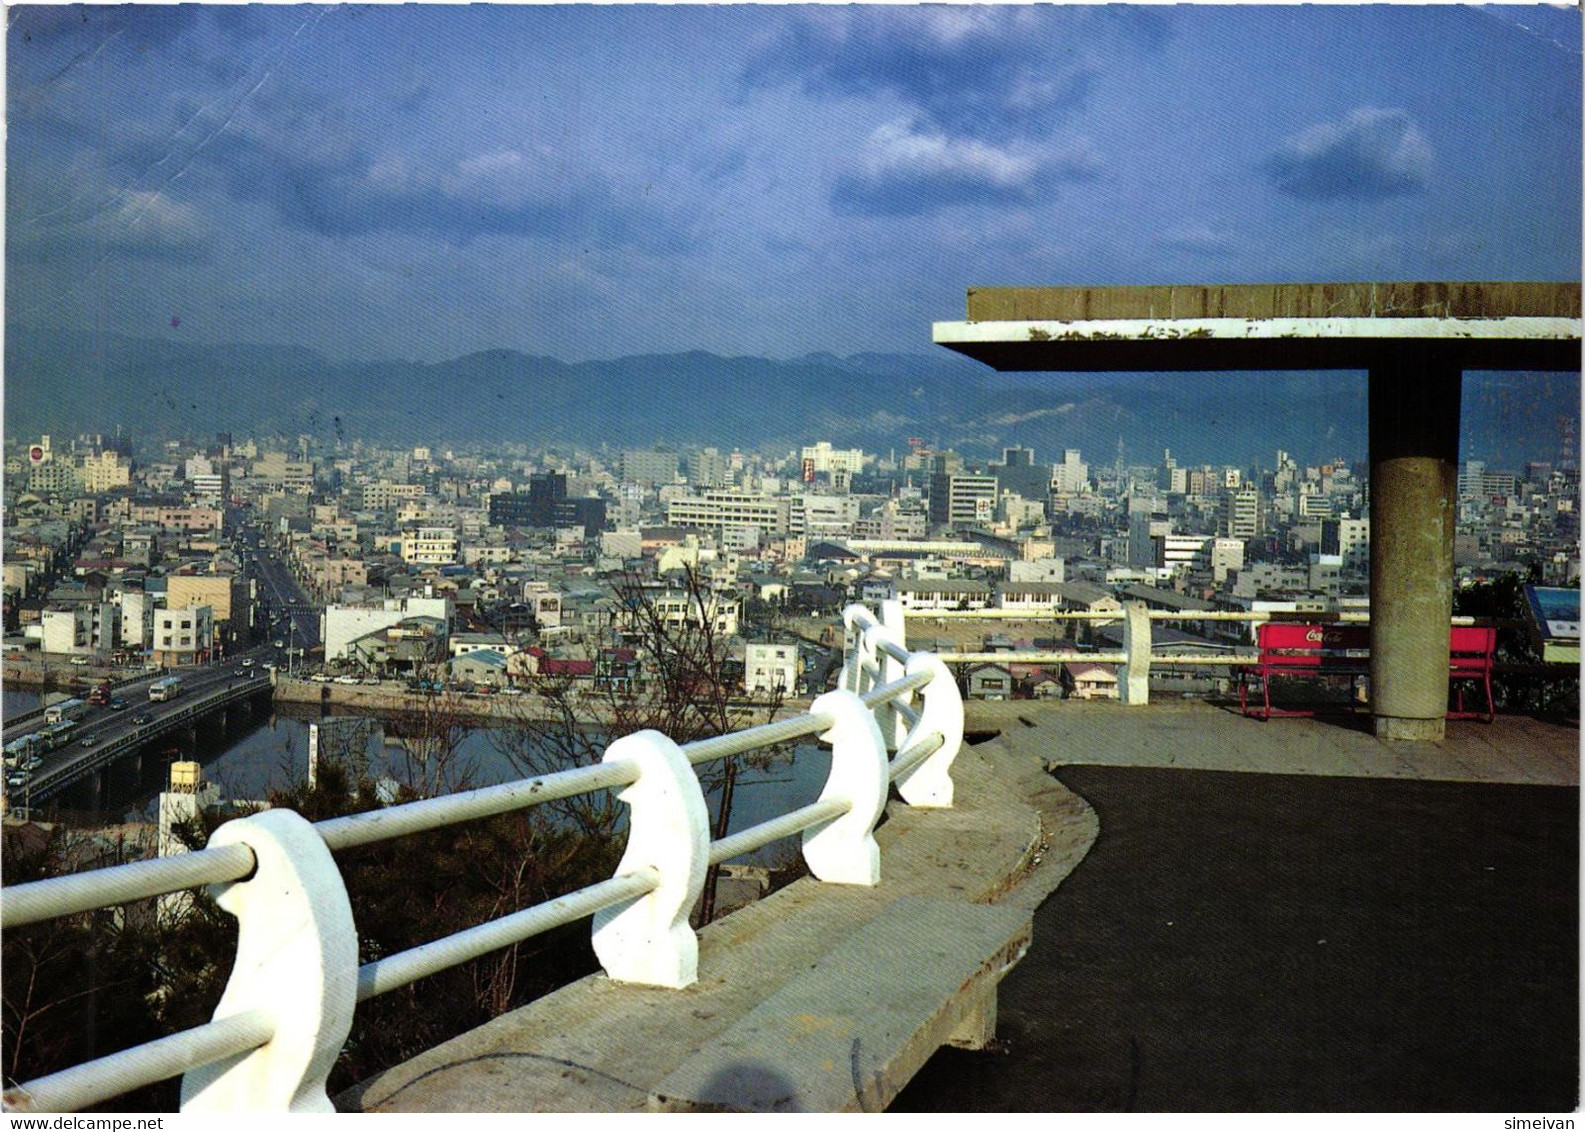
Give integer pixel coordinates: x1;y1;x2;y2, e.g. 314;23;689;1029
4;512;324;803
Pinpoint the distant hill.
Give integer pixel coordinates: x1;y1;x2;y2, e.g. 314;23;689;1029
4;325;1576;470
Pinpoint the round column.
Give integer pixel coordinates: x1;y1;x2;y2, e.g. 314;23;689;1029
1368;356;1462;741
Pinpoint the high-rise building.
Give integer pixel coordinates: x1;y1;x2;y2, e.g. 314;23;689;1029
618;449;680;488
1221;485;1264;539
527;472;567;525
929;471;998;529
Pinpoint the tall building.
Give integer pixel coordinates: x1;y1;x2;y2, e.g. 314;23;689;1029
687;447;729;489
929;471;998;528
527;472;567;525
1221;485;1265;539
1052;449;1090;495
619;449;679;488
993;447;1052;505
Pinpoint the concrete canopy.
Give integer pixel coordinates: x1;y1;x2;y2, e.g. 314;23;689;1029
933;281;1582;741
934;281;1580;372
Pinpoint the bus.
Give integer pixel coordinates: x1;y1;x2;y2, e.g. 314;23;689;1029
149;676;184;702
38;720;78;750
4;735;43;768
43;698;89;724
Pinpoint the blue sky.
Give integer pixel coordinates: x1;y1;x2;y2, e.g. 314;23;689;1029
6;4;1581;364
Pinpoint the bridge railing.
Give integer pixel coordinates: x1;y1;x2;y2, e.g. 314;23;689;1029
0;601;963;1114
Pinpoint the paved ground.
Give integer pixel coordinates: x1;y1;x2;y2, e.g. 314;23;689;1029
893;703;1580;1113
964;697;1580;786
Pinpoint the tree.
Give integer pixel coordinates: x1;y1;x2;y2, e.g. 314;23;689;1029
491;565;790;924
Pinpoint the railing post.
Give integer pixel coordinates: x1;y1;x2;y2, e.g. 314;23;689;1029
840;605;873;698
894;653;963;808
877;599;909;751
591;730;709;989
803;689;889;885
1118;601;1151;706
180;809;358;1113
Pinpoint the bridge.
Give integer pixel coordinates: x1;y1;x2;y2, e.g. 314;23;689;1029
5;671;274;810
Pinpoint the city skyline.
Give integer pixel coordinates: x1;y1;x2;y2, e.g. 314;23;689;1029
7;4;1582;365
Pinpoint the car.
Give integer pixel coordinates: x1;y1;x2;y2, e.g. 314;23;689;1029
361;677;380;685
334;675;361;685
69;656;90;667
132;713;153;725
110;698;127;711
79;736;98;748
6;772;28;789
241;658;255;668
272;640;285;649
233;668;247;676
311;674;333;683
499;687;524;696
24;756;43;772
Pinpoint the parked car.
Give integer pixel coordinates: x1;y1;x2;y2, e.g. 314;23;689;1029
334;675;360;685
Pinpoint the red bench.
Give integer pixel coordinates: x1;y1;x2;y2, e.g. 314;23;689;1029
1240;624;1496;722
1446;626;1498;722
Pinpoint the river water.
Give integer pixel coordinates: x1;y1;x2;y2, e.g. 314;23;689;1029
2;687;830;865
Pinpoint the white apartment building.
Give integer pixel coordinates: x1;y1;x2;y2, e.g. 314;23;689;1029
801;442;866;476
1052;449;1090;495
361;480;427;509
77;450;132;493
744;641;800;695
790;494;859;539
322;596;452;662
116;589;158;651
401;526;459;565
152;605;214;666
40;603;120;656
667;491;790;538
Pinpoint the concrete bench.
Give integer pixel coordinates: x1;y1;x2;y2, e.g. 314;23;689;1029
648;895;1032;1112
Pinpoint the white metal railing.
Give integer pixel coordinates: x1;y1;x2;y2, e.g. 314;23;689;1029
0;601;963;1115
916;603;1490;705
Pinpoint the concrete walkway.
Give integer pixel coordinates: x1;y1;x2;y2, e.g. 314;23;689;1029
965;698;1579;786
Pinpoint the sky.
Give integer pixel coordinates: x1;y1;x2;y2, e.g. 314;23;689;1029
5;3;1582;365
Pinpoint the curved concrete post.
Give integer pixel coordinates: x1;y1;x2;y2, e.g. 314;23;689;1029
592;730;709;988
1118;601;1151;705
839;606;871;698
877;599;910;751
181;809;358;1113
802;689;889;886
893;652;964;808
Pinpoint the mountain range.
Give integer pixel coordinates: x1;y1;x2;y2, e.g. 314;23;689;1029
4;325;1577;471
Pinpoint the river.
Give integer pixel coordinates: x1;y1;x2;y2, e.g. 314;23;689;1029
2;687;830;865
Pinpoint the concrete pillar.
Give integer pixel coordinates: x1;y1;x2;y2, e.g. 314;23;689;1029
1368;356;1461;741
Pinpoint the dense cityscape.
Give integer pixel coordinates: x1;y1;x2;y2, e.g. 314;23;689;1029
4;421;1579;698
